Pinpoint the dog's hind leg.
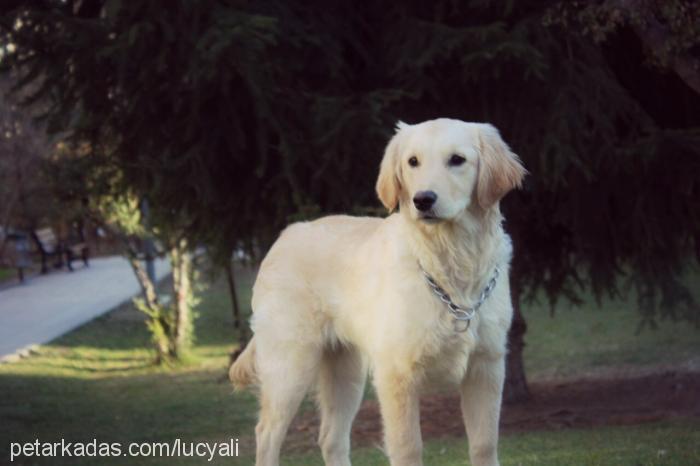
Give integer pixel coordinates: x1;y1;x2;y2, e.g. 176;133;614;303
253;327;322;466
316;345;367;466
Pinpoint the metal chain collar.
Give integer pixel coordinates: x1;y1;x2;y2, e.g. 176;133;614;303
419;264;500;332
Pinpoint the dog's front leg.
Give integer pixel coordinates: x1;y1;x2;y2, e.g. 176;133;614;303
460;355;505;466
374;367;423;466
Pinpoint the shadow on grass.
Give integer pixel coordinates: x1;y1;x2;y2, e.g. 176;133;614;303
24;360;154;373
0;369;259;465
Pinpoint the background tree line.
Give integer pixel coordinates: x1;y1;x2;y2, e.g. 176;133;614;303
0;0;698;400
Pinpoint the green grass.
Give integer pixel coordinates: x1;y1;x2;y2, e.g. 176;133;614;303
0;265;17;282
523;291;700;378
0;264;698;465
278;421;700;466
0;268;260;465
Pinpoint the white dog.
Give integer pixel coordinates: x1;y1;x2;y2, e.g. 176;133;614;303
230;118;526;466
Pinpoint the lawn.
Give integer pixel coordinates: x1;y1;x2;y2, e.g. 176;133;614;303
0;265;17;283
523;285;700;379
0;264;698;465
279;422;700;466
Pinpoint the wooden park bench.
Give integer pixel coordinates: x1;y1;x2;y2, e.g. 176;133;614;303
2;231;32;282
32;227;89;274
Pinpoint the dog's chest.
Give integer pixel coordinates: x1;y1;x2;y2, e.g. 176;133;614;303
418;312;480;386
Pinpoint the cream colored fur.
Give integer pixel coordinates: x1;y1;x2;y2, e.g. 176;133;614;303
230;118;526;466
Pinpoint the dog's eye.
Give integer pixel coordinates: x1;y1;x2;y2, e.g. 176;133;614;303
408;156;419;167
448;154;466;167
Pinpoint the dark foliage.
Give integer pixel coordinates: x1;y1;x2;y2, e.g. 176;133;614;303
1;0;698;330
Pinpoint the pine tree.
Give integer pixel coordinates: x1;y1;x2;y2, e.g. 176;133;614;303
1;0;697;393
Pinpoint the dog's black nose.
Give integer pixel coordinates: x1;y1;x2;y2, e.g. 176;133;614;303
413;191;437;212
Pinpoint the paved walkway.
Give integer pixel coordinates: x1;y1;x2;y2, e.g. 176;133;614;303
0;256;170;360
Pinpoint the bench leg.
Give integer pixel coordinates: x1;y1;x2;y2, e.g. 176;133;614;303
54;252;64;269
65;250;74;272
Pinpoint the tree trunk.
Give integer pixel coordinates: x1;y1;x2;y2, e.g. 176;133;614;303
172;239;194;357
225;258;251;365
119;233;171;363
225;260;242;330
128;251;170;363
503;272;531;403
127;256;158;309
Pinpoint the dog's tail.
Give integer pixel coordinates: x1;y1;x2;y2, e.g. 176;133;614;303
228;337;257;391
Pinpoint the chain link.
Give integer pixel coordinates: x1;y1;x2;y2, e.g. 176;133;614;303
420;265;500;332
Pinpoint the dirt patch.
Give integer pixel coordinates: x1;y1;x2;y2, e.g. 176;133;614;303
286;370;700;452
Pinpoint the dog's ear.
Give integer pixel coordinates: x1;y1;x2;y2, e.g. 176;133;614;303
476;124;527;209
376;122;408;212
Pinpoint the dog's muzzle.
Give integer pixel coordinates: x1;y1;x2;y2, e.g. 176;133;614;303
413;191;437;212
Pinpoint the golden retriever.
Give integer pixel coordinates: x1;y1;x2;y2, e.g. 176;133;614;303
230;118;526;466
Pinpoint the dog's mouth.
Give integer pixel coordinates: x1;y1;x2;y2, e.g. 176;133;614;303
418;212;442;223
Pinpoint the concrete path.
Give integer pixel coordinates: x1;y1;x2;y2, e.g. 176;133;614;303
0;256;170;360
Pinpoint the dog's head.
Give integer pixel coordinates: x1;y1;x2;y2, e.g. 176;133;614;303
376;118;526;222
